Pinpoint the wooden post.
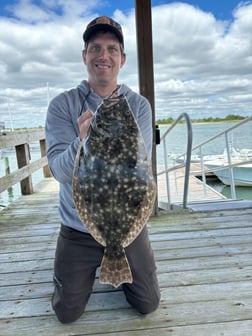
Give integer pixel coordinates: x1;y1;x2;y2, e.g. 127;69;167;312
40;139;51;177
4;157;10;175
135;0;158;214
15;144;33;195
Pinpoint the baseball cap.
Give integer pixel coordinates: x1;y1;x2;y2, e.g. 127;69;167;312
83;16;124;47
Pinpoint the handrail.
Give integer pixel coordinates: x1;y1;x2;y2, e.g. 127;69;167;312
158;113;193;209
0;129;50;196
194;117;251;199
174;116;252;201
187;116;252;154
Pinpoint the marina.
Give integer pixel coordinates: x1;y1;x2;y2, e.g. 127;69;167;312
1;127;252;335
1;0;252;333
157;117;252;207
1;118;252;208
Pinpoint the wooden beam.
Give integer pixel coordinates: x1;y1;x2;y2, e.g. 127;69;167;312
135;0;158;214
15;144;33;195
0;157;48;193
135;0;155;106
40;139;51;178
0;129;49;194
0;129;45;149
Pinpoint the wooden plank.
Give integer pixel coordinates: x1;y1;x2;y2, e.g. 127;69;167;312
0;227;59;239
0;269;53;287
0;298;252;336
157;166;226;209
1;266;252;301
0;240;56;252
2;205;252;232
1;231;251;252
156;254;252;273
68;321;251;336
1;281;252;319
0;157;48;192
1;241;252;264
0;249;55;262
0;129;45;148
2;251;252;275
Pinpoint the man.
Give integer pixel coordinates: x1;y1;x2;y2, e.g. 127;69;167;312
45;16;160;324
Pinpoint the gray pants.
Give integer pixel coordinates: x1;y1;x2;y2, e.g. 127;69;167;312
52;224;160;323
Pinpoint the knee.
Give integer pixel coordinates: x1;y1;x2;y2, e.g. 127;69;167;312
53;306;84;324
135;294;160;315
123;284;161;315
52;287;87;324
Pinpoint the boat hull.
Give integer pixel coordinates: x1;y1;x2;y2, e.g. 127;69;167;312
206;163;252;187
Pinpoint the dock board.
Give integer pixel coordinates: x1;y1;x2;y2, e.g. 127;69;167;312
157;165;226;209
0;178;252;335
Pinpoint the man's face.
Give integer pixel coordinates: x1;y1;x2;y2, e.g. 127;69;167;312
83;32;126;86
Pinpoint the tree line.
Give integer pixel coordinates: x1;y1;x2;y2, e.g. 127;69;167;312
156;114;247;125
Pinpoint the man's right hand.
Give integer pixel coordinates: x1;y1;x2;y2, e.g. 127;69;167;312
77;109;94;140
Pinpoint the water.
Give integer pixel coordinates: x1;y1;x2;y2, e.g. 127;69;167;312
157;121;252;160
0;145;44;208
157;121;252;200
1;122;252;209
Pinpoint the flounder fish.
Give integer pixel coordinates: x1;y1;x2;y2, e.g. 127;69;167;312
72;94;156;288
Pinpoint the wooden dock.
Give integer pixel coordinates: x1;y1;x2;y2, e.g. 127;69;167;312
1;178;252;335
157;164;226;210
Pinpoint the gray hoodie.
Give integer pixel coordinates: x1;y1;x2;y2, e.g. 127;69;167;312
45;80;153;233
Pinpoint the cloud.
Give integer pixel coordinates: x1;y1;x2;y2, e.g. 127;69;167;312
0;1;252;128
151;2;252;119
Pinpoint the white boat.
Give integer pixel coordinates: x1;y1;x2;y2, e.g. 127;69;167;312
205;161;252;186
173;142;252;187
205;148;252;187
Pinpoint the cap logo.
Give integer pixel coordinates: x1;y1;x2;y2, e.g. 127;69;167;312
96;16;110;25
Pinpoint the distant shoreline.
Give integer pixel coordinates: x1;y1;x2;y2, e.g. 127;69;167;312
156;114;249;125
157;119;250;126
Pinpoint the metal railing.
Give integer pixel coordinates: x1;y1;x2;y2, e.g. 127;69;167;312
157;113;193;209
158;116;252;210
187;117;252;199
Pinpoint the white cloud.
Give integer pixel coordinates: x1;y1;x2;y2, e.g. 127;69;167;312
151;2;252;119
0;1;252;128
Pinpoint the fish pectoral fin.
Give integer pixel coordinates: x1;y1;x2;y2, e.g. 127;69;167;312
99;254;133;288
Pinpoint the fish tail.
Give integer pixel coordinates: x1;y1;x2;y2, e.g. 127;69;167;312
99;254;133;288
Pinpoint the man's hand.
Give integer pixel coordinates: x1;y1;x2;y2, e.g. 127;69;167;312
78;109;94;140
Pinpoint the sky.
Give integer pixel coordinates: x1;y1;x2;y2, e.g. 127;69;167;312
0;0;252;129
